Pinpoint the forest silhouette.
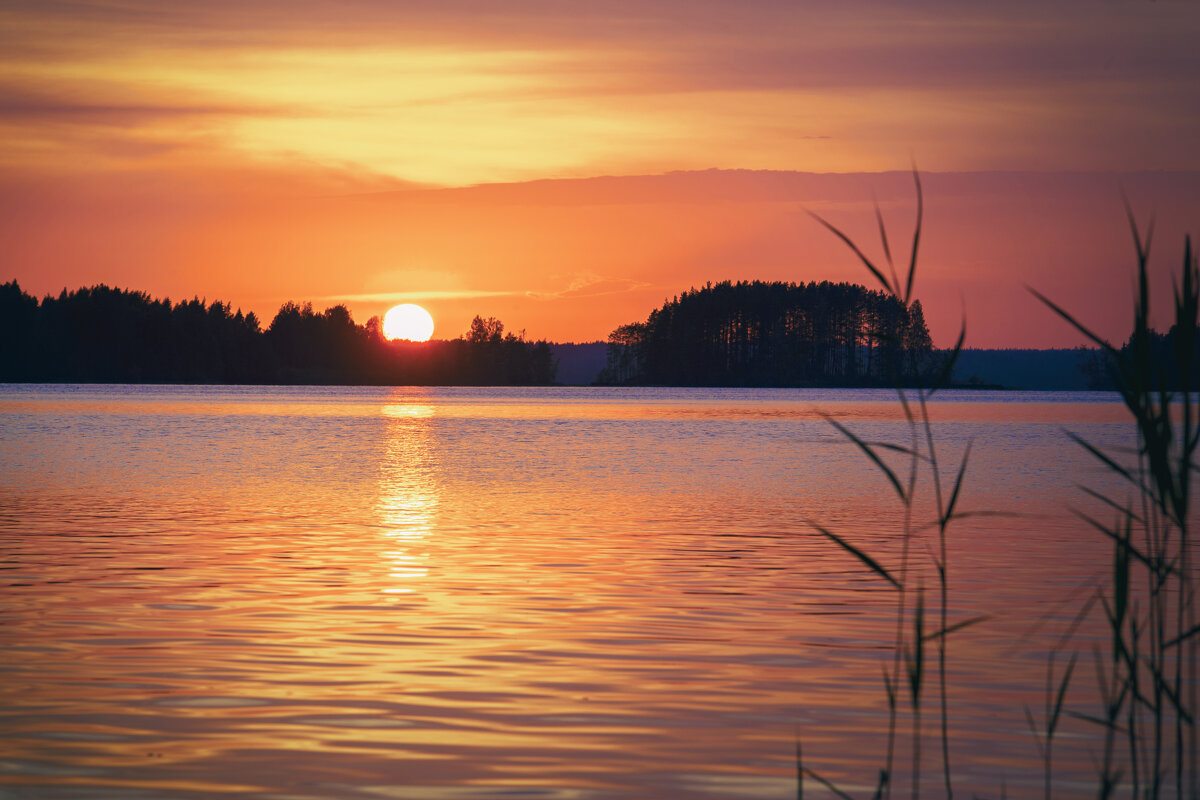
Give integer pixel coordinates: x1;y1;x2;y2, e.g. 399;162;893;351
0;282;555;385
1;279;947;387
599;280;935;386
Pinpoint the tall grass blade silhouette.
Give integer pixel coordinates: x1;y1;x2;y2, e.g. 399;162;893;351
903;166;922;306
1024;651;1078;800
905;586;925;800
806;177;1196;798
821;414;909;503
805;168;964;799
807;211;897;297
874;197;902;295
805;520;902;590
1033;212;1197;798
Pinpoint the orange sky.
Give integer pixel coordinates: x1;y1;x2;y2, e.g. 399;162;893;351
3;2;1199;347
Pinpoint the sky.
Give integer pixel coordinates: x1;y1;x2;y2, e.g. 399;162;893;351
2;1;1199;346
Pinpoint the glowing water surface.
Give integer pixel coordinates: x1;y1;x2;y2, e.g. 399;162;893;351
0;386;1142;797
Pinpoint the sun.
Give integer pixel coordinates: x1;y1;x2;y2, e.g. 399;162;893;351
382;304;435;342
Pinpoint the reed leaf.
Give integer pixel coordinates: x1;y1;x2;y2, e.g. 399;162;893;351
823;414;908;504
1028;287;1120;356
799;767;855;800
1068;710;1125;731
945;509;1022;522
867;441;926;460
1162;622;1200;649
897;384;914;425
904;166;923;306
923;614;990;642
806;520;902;590
795;738;803;800
1145;662;1195;724
1113;518;1131;636
1071;509;1156;572
925;323;966;396
874;197;901;294
1066;431;1138;486
871;770;888;800
882;664;897;711
808;210;897;297
1121;195;1154;268
1049;653;1078;739
906;588;926;704
1025;706;1045;757
1077;485;1143;523
942;441;973;527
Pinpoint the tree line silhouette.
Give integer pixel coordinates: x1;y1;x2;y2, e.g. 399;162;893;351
1078;324;1200;391
2;279;944;387
0;281;556;385
598;280;936;386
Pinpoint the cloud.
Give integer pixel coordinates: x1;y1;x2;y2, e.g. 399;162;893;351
3;0;1197;185
0;81;290;124
323;275;652;304
530;275;652;300
0;75;301;174
319;290;525;303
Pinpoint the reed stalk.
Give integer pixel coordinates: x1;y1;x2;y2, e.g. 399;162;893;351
800;169;978;798
800;178;1197;798
1035;216;1197;799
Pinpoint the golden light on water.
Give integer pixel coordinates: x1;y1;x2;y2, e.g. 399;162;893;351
382;304;435;342
378;402;437;594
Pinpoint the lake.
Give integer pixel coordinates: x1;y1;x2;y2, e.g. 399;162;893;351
0;385;1152;798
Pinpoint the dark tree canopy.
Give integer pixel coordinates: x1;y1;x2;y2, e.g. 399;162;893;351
1078;326;1200;392
598;280;935;386
0;281;556;385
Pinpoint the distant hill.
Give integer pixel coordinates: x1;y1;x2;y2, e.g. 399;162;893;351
550;342;607;385
549;345;1099;389
552;285;1101;390
949;348;1091;390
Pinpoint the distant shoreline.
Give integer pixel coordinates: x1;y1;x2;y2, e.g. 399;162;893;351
550;343;1092;389
0;344;1095;390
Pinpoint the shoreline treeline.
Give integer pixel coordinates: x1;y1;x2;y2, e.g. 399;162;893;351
0;282;556;385
599;280;936;386
1078;323;1200;390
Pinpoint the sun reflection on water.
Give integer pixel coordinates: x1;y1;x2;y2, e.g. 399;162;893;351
377;402;437;594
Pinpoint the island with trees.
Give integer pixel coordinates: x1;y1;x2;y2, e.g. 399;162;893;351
598;280;935;386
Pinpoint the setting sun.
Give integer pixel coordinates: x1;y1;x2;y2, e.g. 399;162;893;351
382;303;435;342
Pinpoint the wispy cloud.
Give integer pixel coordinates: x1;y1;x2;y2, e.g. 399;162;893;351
323;275;651;305
527;274;651;299
319;290;526;303
5;1;1196;183
0;81;291;125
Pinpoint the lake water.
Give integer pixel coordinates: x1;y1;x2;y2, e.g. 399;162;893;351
0;385;1160;798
